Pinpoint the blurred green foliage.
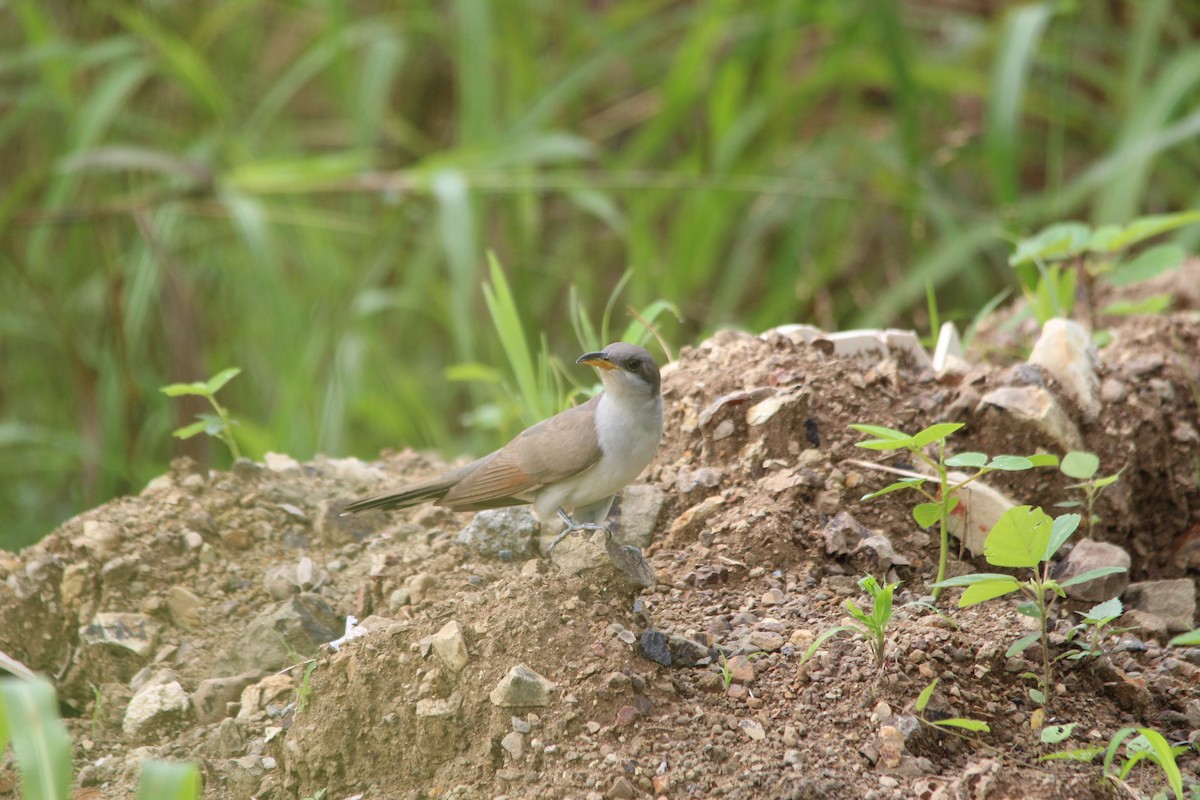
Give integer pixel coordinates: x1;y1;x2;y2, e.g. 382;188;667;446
3;0;1200;548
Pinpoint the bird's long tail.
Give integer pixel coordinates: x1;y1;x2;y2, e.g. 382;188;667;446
343;460;481;514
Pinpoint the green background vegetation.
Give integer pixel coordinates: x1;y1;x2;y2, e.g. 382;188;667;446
3;0;1200;549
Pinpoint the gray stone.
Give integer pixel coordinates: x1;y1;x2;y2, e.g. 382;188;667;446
1055;540;1130;602
739;719;766;741
1027;318;1100;421
500;730;524;760
166;586;205;630
458;507;539;559
123;680;189;740
79;612;162;659
193;672;262;724
489;664;556;707
613;484;665;548
1125;579;1196;633
667;635;711;667
549;529;609;576
977;385;1084;452
637;630;672;666
821;511;869;556
1119;609;1169;641
232;593;342;672
430;620;470;672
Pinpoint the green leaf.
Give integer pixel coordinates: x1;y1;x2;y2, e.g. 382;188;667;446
1040;722;1077;744
171;421;209;440
1039;747;1103;762
1107;210;1200;250
912;502;942;529
160;381;209;397
1014;601;1039;618
915;678;939;712
1093;472;1121;489
933;718;990;732
1083;597;1123;622
1059;566;1127;588
1168;628;1200;646
861;477;927;501
799;626;860;665
0;677;73;800
959;578;1022;607
843;598;869;626
1025;453;1061;468
137;760;202;800
910;422;964;448
204;367;241;395
1108;243;1185;287
1135;728;1183;799
1101;294;1172;316
931;572;1017;588
1101;727;1138;774
987;455;1034;471
1060;451;1100;480
1009;221;1092;266
984;505;1052;568
1029;687;1045;705
945;452;987;468
1005;631;1041;657
849;423;911;441
1045;513;1081;560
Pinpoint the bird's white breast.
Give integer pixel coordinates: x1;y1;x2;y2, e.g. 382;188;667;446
533;390;663;518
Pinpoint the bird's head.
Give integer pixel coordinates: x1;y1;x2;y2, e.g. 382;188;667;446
577;343;661;400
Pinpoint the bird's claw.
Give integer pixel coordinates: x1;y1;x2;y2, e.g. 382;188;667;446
547;509;611;554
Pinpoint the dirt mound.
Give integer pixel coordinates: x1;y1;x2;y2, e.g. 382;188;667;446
2;300;1199;799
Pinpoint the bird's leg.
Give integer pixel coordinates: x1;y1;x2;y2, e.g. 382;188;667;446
547;507;611;553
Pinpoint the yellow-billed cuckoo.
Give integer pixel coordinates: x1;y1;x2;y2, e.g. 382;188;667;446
344;343;663;549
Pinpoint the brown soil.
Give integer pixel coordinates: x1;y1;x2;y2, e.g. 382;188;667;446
3;272;1200;800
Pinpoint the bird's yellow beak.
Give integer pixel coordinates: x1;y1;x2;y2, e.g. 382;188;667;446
577;351;617;371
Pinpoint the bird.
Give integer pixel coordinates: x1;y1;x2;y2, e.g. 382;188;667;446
344;343;664;550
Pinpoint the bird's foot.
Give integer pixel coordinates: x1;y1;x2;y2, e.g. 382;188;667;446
547;508;611;553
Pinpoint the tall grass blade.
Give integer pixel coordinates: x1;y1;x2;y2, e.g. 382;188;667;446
0;677;73;800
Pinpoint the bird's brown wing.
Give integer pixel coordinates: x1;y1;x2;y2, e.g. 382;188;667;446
439;394;603;511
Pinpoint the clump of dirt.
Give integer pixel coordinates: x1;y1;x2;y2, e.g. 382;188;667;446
2;287;1199;800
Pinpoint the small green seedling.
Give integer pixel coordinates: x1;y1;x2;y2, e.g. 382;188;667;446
931;506;1125;715
1060;597;1126;662
1009;210;1200;327
1055;451;1121;536
801;575;898;668
915;678;991;734
297;660;318;713
851;422;1058;598
160;367;243;461
1042;727;1192;800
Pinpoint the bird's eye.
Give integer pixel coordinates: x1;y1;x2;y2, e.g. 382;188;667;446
626;358;641;371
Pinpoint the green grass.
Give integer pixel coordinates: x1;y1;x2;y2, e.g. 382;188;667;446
3;1;1200;548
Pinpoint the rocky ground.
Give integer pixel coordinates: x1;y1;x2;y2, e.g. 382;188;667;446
3;268;1200;800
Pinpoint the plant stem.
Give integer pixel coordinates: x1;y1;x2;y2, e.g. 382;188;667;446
933;439;950;600
208;395;241;460
1039;569;1053;715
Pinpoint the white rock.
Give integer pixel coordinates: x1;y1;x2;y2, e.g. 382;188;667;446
1027;318;1100;421
123;681;189;738
430;620;470;672
978;385;1084;452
